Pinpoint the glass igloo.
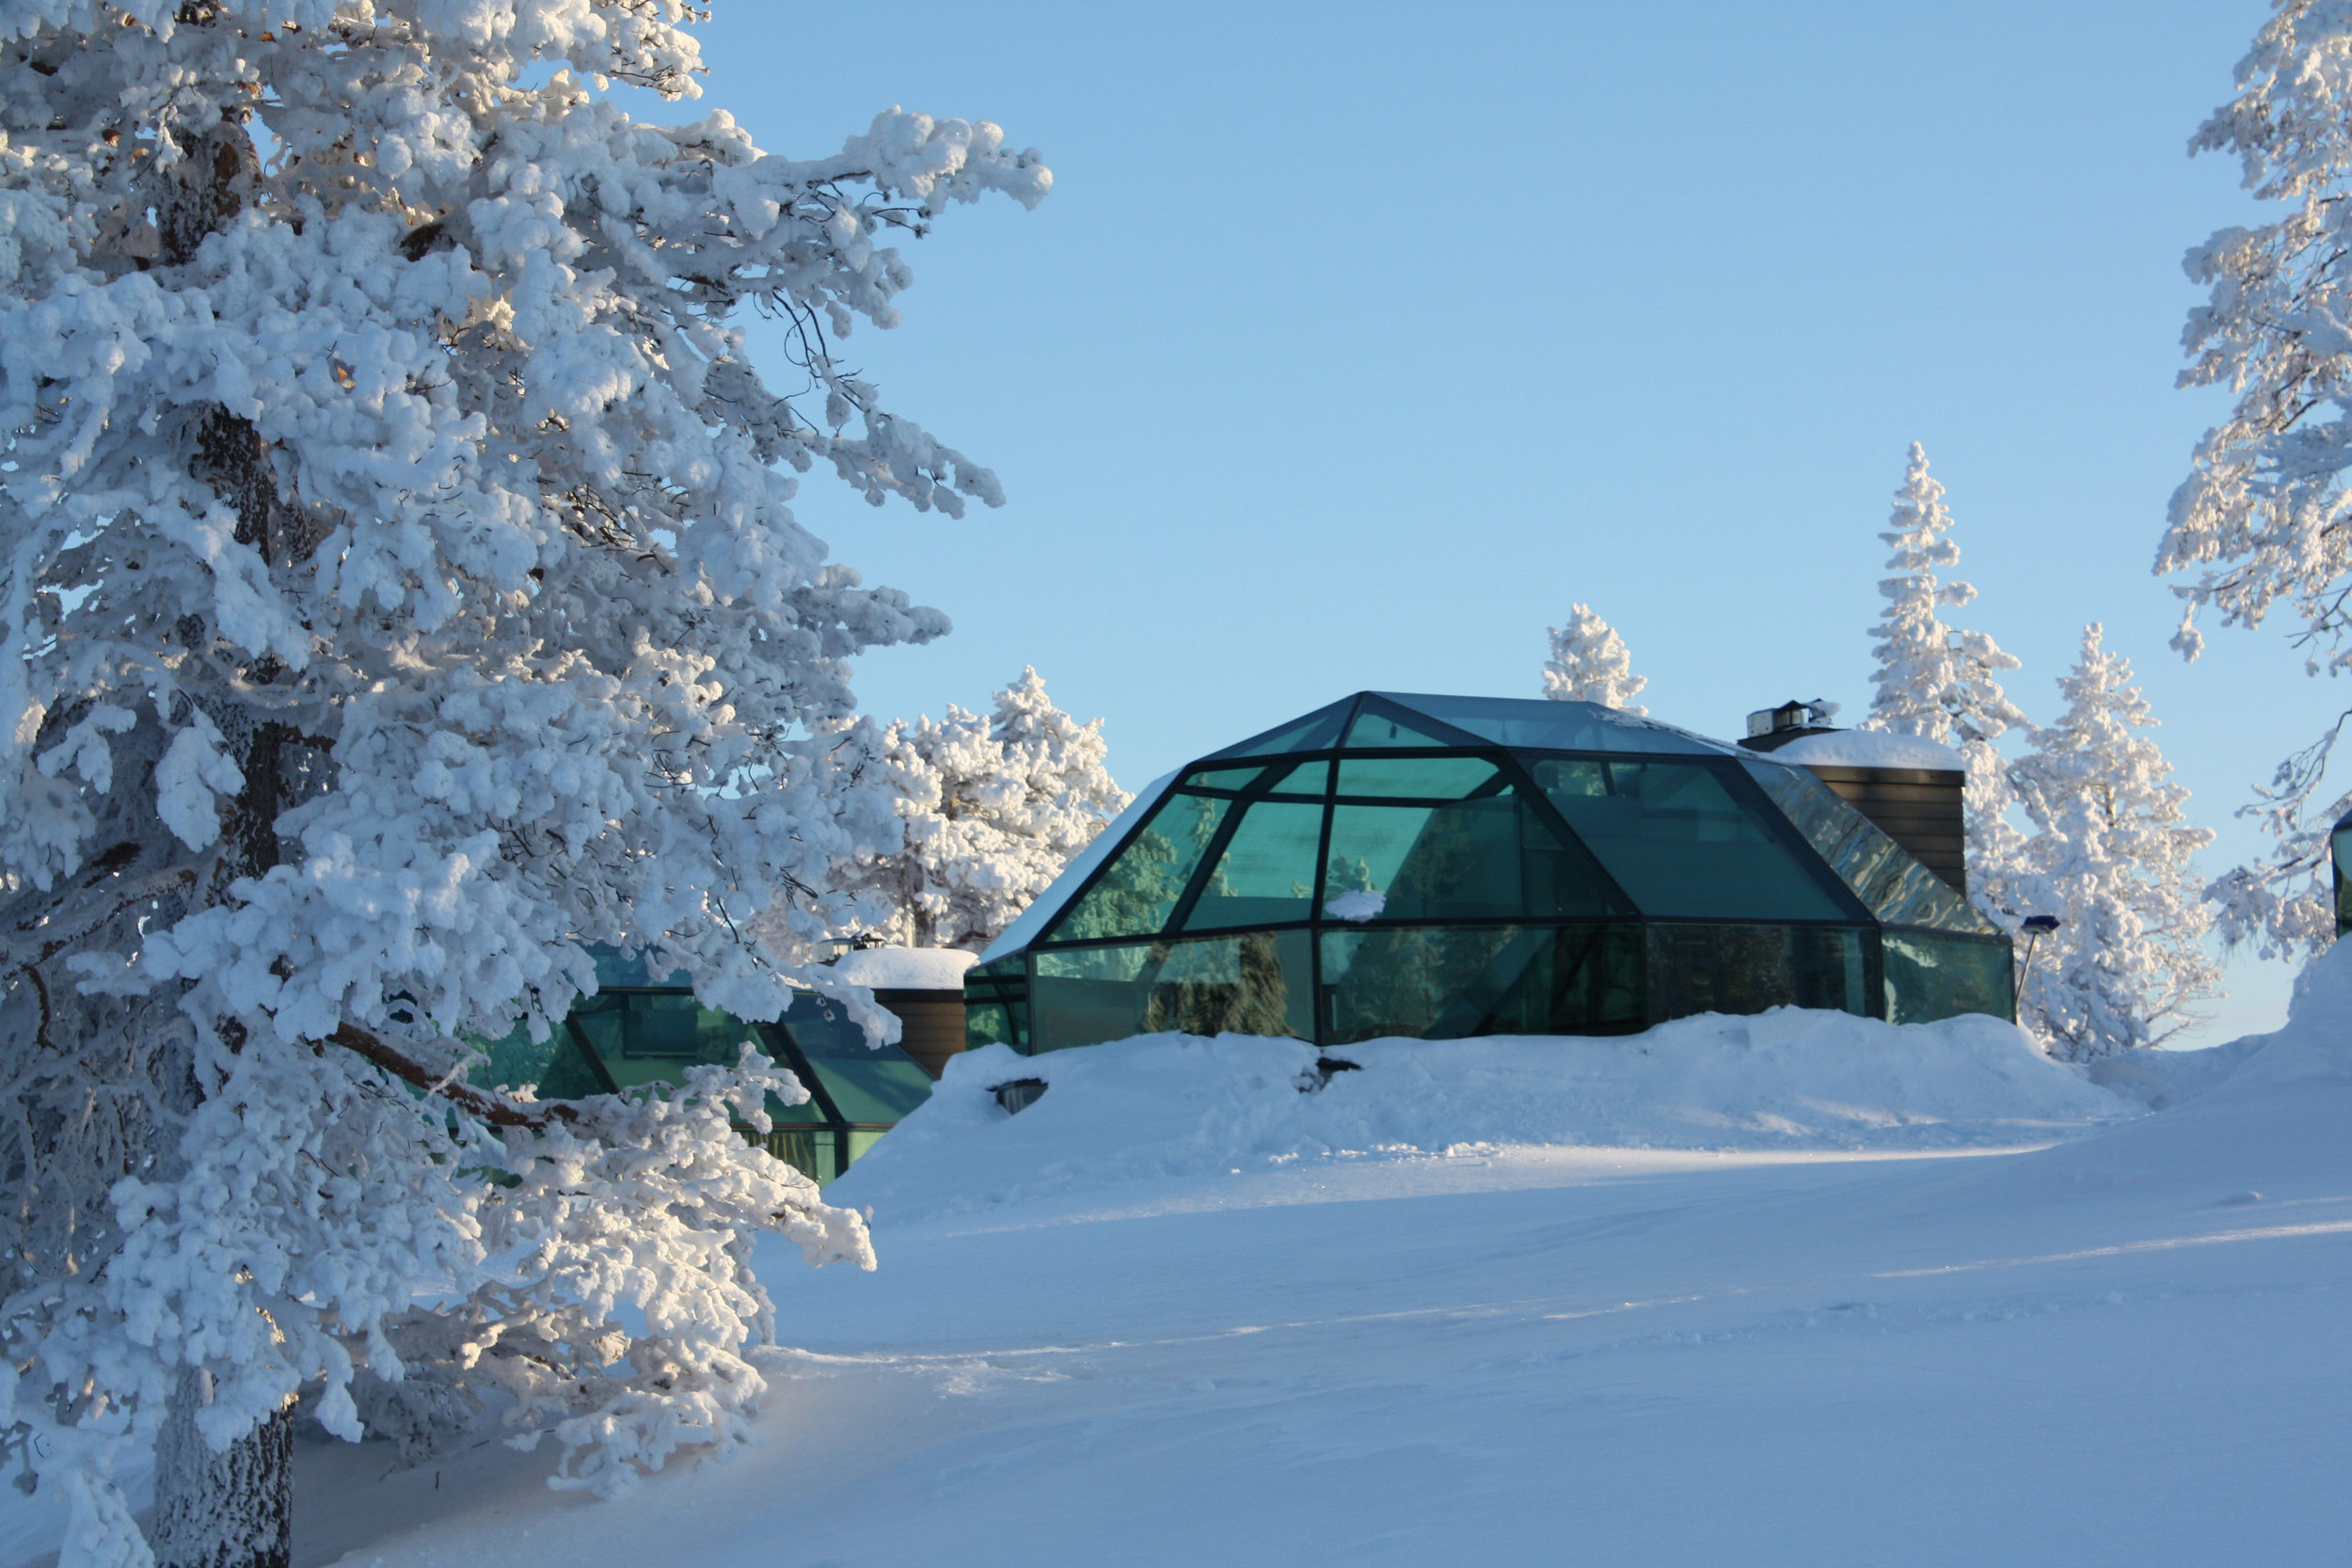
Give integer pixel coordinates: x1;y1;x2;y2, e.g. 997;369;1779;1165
962;692;2012;1053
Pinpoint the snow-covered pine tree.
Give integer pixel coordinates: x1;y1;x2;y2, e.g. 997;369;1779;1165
0;5;1048;1563
1541;605;1648;713
834;669;1128;950
2007;626;2221;1059
2163;0;2352;958
1859;443;2033;923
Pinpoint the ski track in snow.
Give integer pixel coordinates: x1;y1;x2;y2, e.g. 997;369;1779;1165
11;988;2352;1568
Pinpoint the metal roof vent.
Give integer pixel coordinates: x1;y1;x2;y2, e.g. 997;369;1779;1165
1746;698;1839;739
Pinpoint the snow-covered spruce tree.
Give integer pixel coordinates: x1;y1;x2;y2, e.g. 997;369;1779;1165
2007;626;2221;1059
1859;443;2033;923
830;669;1128;950
2163;0;2352;958
1540;604;1648;713
0;5;1048;1563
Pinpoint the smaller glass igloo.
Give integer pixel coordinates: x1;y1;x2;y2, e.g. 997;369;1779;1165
962;691;2012;1054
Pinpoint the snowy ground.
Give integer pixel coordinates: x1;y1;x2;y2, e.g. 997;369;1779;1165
15;964;2352;1567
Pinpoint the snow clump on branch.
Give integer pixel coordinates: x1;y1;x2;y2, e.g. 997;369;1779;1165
0;3;1048;1560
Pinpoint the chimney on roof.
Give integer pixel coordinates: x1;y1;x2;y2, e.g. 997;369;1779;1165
1746;698;1839;739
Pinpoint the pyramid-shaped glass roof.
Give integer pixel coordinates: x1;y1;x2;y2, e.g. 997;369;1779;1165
967;693;2013;1055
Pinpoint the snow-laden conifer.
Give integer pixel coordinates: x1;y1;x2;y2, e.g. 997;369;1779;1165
2163;0;2352;956
831;669;1128;951
2007;626;2221;1059
1541;605;1648;713
1859;444;2032;920
0;5;1047;1561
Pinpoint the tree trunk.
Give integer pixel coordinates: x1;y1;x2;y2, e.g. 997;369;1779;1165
150;1371;292;1568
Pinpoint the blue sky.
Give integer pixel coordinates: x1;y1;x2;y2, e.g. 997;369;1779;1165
674;2;2304;1042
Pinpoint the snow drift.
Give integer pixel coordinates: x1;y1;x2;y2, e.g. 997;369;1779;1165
833;1008;2136;1225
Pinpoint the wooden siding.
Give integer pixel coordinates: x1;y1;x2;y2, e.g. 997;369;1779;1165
875;989;968;1080
1798;765;1968;896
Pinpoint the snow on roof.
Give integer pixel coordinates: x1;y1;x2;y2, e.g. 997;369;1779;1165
832;945;980;991
977;768;1181;964
1763;729;1965;770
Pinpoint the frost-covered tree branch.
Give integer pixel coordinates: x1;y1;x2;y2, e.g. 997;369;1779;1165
2165;0;2352;954
0;3;1048;1561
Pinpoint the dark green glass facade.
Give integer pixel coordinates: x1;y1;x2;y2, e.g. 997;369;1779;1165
969;692;2015;1053
2335;811;2352;941
471;947;936;1185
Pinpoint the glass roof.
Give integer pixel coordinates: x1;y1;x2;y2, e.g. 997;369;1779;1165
1206;692;1732;760
1375;693;1727;756
1009;691;1985;953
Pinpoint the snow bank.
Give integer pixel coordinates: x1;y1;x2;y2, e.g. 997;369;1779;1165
833;945;978;990
1763;731;1964;769
2205;938;2352;1091
832;1009;2136;1224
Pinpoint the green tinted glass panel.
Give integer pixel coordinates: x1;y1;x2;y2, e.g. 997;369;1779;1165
1324;793;1622;920
1531;758;1856;921
2335;822;2352;938
1048;791;1232;942
1741;760;1991;933
1380;693;1717;754
1183;764;1271;794
1214;700;1351;758
779;1001;937;1123
1320;924;1643;1044
743;1126;844;1184
1185;800;1326;929
1333;755;1499;800
962;958;1030;1053
541;1023;612;1099
570;992;750;1062
1883;929;2014;1024
1031;934;1312;1050
1343;705;1466;749
468;1020;566;1093
1645;924;1870;1022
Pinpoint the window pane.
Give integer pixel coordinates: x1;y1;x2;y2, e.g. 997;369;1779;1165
961;958;1030;1053
1531;758;1856;920
1333;755;1498;799
1320;925;1644;1043
1324;793;1628;922
1211;699;1351;758
468;1020;566;1094
779;1000;940;1123
2335;822;2352;936
1644;924;1870;1022
1742;760;1993;933
1343;705;1467;749
571;991;742;1059
1883;929;2015;1024
1378;693;1718;754
1031;935;1311;1050
1184;800;1326;930
1047;791;1232;942
1184;764;1271;793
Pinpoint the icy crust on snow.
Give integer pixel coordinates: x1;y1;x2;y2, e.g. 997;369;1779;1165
1764;730;1966;770
831;1009;2138;1224
832;945;979;990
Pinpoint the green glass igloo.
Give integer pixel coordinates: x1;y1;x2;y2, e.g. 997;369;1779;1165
962;692;2012;1053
